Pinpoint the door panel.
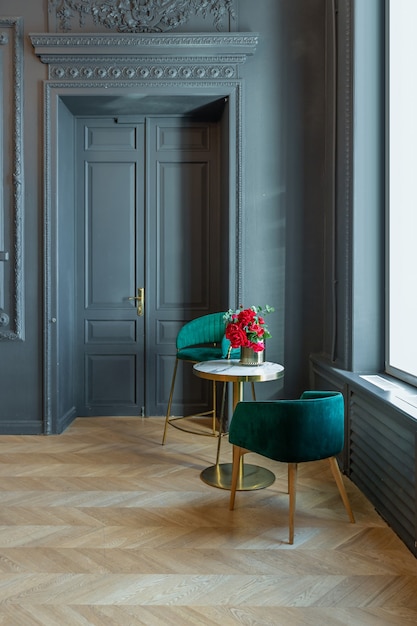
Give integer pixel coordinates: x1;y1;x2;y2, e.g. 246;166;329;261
76;116;222;417
85;354;137;405
86;161;136;305
76;119;145;416
146;119;222;416
158;161;209;306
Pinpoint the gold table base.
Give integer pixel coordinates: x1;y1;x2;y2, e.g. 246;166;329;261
200;462;275;491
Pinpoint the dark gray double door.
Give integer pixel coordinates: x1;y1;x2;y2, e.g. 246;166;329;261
76;117;223;416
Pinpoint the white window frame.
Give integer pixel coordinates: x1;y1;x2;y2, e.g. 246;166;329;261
386;0;417;387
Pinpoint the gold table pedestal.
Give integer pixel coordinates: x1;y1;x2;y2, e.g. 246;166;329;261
200;462;276;491
193;360;285;492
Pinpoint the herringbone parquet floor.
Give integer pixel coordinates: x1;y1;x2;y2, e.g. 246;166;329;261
0;416;415;625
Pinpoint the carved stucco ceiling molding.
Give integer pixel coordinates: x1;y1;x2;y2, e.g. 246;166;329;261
48;0;236;33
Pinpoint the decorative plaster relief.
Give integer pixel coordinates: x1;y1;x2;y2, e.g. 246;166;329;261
48;0;236;33
0;18;24;341
48;58;238;80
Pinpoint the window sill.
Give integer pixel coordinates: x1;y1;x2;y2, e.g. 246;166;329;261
310;354;417;423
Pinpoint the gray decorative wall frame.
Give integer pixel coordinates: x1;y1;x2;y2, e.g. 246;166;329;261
48;0;236;33
0;17;24;341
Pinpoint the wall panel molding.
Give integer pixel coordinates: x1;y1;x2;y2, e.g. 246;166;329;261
0;17;24;341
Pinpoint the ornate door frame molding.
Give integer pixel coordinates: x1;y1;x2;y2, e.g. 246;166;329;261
30;31;258;432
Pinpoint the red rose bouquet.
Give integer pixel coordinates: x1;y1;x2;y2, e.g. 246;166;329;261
224;305;274;352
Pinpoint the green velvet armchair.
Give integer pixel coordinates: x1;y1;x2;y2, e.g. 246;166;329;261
228;390;355;544
162;312;239;444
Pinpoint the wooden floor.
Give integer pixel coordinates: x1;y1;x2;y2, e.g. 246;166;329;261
0;416;416;625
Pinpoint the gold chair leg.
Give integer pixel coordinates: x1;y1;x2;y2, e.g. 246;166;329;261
211;380;217;435
288;463;297;545
328;457;355;523
162;358;179;445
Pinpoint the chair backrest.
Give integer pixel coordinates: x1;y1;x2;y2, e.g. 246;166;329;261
221;334;241;359
176;312;226;351
228;391;345;464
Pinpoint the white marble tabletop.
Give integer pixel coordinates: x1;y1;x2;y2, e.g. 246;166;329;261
193;359;284;383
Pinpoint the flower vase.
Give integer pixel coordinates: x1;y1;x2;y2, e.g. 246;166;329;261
240;347;265;366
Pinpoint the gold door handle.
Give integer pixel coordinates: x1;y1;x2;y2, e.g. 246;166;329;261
128;287;144;316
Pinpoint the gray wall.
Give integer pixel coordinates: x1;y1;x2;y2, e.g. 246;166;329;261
238;1;327;399
0;0;328;431
0;4;47;432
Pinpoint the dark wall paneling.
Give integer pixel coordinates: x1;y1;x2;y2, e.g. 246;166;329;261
309;361;349;470
349;391;416;556
310;356;417;557
0;17;24;341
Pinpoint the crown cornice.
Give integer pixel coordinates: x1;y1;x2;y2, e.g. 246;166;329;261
30;32;258;60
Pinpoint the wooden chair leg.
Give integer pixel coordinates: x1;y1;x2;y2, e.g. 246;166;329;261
288;463;297;544
229;446;244;510
162;358;178;445
328;457;355;523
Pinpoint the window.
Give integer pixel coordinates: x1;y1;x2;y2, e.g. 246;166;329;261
387;0;417;386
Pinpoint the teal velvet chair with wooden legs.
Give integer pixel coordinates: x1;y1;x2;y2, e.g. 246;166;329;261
162;312;240;445
228;390;355;544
